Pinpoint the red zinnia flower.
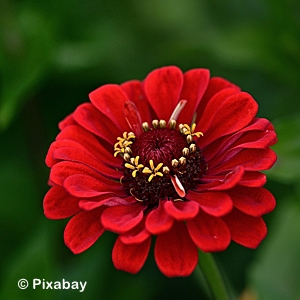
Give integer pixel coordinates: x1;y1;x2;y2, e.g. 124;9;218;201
44;66;277;277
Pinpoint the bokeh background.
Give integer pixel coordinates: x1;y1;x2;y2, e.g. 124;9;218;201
1;0;300;299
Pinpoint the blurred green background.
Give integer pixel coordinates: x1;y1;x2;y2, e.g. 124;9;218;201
0;0;300;299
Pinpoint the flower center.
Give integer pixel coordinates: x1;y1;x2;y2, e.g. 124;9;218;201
132;127;187;168
114;119;207;206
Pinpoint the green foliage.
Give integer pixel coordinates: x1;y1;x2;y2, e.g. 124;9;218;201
0;0;299;299
268;114;300;183
0;5;55;130
249;199;300;300
0;225;54;300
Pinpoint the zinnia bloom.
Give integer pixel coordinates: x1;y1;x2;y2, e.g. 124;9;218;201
44;66;277;277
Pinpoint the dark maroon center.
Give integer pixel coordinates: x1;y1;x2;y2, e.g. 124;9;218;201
131;128;187;167
121;127;207;206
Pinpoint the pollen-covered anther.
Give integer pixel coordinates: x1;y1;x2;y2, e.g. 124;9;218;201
172;159;179;168
152;120;159;129
142;122;149;132
128;131;135;138
186;134;193;144
182;147;189;156
179;157;186;165
142;160;164;182
163;166;170;174
123;153;131;162
124;147;132;154
189;143;196;153
125;156;144;177
169;119;176;129
159;119;166;128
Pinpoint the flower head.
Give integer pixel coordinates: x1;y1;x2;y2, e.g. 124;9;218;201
44;66;277;277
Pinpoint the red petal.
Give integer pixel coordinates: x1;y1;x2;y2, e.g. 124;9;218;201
112;236;151;274
154;222;198;277
177;68;210;125
58;113;76;130
50;161;122;189
45;139;75;167
56;125;120;168
222;208;267;248
202;171;266;189
53;146;122;179
209;148;277;174
238;171;266;187
79;196;135;211
123;100;143;136
197;91;258;148
170;175;186;197
47;139;121;179
121;80;152;123
186;191;233;217
50;161;103;186
144;66;183;121
227;128;277;151
197;77;240;119
208;129;277;168
64;208;105;254
164;200;199;220
209;165;244;191
43;186;81;219
229;186;276;217
101;204;144;234
78;197;120;211
145;201;174;234
63;174;124;198
73;103;120;145
186;211;231;252
203;117;272;162
119;218;150;244
89;84;130;132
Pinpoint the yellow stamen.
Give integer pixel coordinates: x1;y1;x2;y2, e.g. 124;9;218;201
180;123;203;138
142;167;152;174
143;159;165;182
125;163;135;170
113;132;136;158
125;155;144;177
155;162;163;172
149;159;154;170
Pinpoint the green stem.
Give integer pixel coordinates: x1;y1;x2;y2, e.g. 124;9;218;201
197;251;231;300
